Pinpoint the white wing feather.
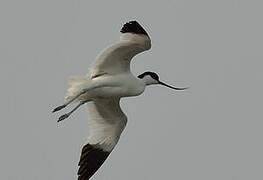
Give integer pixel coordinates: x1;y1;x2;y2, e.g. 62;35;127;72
77;99;127;179
86;98;127;151
90;33;151;78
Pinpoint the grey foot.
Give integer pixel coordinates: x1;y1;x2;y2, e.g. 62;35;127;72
52;105;66;113
57;114;69;122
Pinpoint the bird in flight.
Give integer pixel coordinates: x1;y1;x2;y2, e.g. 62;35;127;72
53;20;188;180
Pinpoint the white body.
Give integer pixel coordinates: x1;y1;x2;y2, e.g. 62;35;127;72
66;74;145;102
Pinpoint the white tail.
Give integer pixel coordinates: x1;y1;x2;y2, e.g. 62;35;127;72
65;75;90;103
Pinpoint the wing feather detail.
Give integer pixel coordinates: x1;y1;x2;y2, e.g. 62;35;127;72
77;98;127;179
77;144;110;180
90;33;151;78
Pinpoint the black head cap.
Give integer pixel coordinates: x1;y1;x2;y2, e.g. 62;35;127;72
138;71;159;81
120;21;149;36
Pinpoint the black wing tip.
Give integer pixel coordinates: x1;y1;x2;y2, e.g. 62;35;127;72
120;20;149;36
78;144;110;180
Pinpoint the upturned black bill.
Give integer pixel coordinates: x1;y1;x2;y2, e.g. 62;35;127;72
158;81;189;90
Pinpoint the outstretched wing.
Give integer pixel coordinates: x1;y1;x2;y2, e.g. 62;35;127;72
90;22;151;78
78;98;127;180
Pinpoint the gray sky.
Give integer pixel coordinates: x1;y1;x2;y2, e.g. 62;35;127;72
1;0;263;180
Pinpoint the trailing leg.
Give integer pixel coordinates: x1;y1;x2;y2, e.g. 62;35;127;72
57;101;87;122
52;90;87;113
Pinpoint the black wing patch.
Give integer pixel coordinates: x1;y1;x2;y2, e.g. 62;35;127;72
78;144;110;180
120;21;149;36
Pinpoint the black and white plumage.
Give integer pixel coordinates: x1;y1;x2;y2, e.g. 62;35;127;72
77;98;127;180
77;144;109;180
53;20;188;180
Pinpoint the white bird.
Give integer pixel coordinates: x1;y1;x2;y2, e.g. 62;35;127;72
53;21;188;180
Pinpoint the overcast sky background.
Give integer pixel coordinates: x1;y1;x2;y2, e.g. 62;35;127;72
1;0;263;180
